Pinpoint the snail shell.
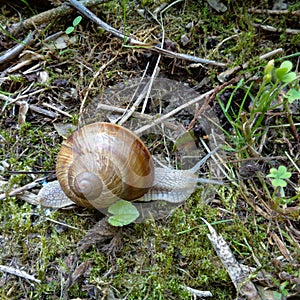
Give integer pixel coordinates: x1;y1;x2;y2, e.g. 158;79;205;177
38;122;222;209
55;122;154;209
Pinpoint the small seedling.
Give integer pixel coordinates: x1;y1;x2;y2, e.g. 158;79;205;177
267;165;291;188
267;165;292;200
216;59;299;154
284;88;300;103
108;200;139;226
66;16;82;35
274;61;297;83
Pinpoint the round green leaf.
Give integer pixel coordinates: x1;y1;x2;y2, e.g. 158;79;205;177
277;165;287;174
65;26;74;35
108;200;139;226
267;168;277;178
271;178;287;188
267;166;292;188
285;88;300;103
275;61;295;82
279;60;293;73
73;16;82;27
281;72;297;83
275;68;286;81
277;166;291;179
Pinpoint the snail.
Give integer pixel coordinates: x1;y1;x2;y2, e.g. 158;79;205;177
38;122;222;209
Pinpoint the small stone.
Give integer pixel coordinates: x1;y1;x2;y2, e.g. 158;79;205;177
180;33;191;46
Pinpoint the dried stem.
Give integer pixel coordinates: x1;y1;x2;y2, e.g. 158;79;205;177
69;0;226;67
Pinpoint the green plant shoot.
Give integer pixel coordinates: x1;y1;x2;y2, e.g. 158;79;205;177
66;16;82;35
267;165;291;188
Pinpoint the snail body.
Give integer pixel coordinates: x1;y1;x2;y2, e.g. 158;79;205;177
38;122;221;209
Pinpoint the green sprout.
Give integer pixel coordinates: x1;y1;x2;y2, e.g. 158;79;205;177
284;88;300;103
267;165;292;200
216;58;299;155
274;60;297;83
267;165;291;188
66;16;82;35
250;60;299;131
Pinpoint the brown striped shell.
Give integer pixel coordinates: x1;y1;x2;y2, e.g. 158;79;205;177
56;122;155;209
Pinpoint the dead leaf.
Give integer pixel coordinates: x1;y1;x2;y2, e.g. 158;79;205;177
201;218;261;300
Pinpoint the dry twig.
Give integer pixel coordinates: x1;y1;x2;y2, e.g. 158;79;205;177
0;31;36;65
202;218;261;300
0;265;41;284
8;0;103;35
134;89;215;135
248;8;300;16
0;180;43;201
0;93;58;118
252;23;300;34
69;0;226;67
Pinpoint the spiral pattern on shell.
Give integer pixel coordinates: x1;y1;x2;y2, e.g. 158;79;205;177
56;122;155;209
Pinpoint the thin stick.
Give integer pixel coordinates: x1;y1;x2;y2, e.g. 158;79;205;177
98;103;179;131
134;89;215;135
79;54;119;116
0;181;40;201
182;286;212;298
213;34;241;54
0;31;36;64
199;139;232;184
45;217;79;230
0;88;47;108
43;103;72;118
285;151;300;173
98;103;151;120
0;93;58;118
9;0;103;35
252;23;300;34
217;49;284;82
0;177;47;201
0;265;41;284
118;65;150;125
248;8;300;16
259;48;284;60
69;0;226;67
141;65;160;114
140;7;165;114
28;104;57;118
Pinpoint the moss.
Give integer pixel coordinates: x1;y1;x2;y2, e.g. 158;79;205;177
92;196;239;298
0;196;91;297
1;122;60;178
